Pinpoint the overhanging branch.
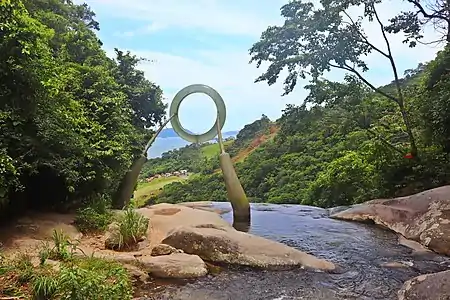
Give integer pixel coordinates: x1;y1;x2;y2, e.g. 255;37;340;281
342;11;389;59
328;62;400;103
408;0;449;22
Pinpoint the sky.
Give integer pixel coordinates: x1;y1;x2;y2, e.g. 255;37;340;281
79;0;443;133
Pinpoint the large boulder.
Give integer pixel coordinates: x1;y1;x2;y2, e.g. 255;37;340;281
397;270;450;300
136;203;231;246
138;253;208;279
161;225;335;271
330;186;450;255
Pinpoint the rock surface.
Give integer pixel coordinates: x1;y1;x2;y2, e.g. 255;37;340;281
397;270;450;300
161;225;335;271
122;263;150;284
330;185;450;255
138;253;208;279
151;244;181;256
137;203;231;246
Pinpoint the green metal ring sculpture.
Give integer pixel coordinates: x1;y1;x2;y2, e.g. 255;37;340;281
169;84;226;143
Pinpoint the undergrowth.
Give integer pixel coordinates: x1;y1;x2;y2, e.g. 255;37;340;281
74;195;113;233
0;229;133;300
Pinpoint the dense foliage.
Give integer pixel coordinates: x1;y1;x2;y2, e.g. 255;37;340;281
148;0;450;208
0;0;165;217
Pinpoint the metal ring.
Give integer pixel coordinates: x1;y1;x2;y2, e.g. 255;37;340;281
169;84;226;143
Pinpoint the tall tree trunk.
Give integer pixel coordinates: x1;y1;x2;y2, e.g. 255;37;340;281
398;101;418;157
372;5;419;157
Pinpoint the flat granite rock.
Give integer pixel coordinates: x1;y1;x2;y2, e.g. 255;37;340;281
138;253;208;279
161;225;335;271
398;270;450;300
331;185;450;256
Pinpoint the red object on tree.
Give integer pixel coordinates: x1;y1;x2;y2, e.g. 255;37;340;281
404;152;413;159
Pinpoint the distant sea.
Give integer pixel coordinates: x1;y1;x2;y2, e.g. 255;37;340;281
147;128;238;158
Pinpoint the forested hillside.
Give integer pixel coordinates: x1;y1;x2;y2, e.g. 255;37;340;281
152;55;450;207
0;0;165;218
140;115;272;179
150;0;450;208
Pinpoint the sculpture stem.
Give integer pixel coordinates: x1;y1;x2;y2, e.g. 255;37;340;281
216;106;251;228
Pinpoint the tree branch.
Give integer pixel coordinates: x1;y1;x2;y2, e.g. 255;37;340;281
408;0;449;22
366;129;405;155
328;62;400;103
342;11;389;59
373;3;418;156
372;4;405;104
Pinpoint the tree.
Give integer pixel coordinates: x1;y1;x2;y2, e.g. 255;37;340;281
0;0;167;216
114;49;166;131
249;0;419;156
387;0;450;45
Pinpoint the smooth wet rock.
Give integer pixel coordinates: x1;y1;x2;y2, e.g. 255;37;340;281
136;203;231;245
123;263;150;283
151;244;181;256
327;205;354;216
138;253;208;279
161;225;335;271
398;270;450;300
398;236;431;255
331;185;450;255
381;261;412;268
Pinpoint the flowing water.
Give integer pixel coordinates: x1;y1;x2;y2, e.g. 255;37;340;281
139;203;450;300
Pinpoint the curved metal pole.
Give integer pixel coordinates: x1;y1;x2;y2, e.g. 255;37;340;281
113;115;176;209
216;113;225;154
216;113;250;228
168;84;250;229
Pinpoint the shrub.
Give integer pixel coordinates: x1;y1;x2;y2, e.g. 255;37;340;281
13;253;34;283
109;208;149;250
74;195;113;233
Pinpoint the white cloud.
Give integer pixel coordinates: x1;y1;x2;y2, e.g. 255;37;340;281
114;23;166;38
86;0;278;37
129;49;302;132
95;0;443;131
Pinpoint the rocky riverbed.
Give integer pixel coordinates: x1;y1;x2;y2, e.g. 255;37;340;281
136;202;450;300
2;186;450;300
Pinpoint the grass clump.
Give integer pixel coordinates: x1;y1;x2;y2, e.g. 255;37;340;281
57;257;132;300
0;229;133;300
74;195;113;234
109;208;149;250
38;229;80;263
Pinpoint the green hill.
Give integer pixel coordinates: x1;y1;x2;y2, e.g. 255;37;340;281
135;116;274;206
144;51;450;208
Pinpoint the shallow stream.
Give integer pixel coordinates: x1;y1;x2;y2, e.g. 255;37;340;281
139;202;450;300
